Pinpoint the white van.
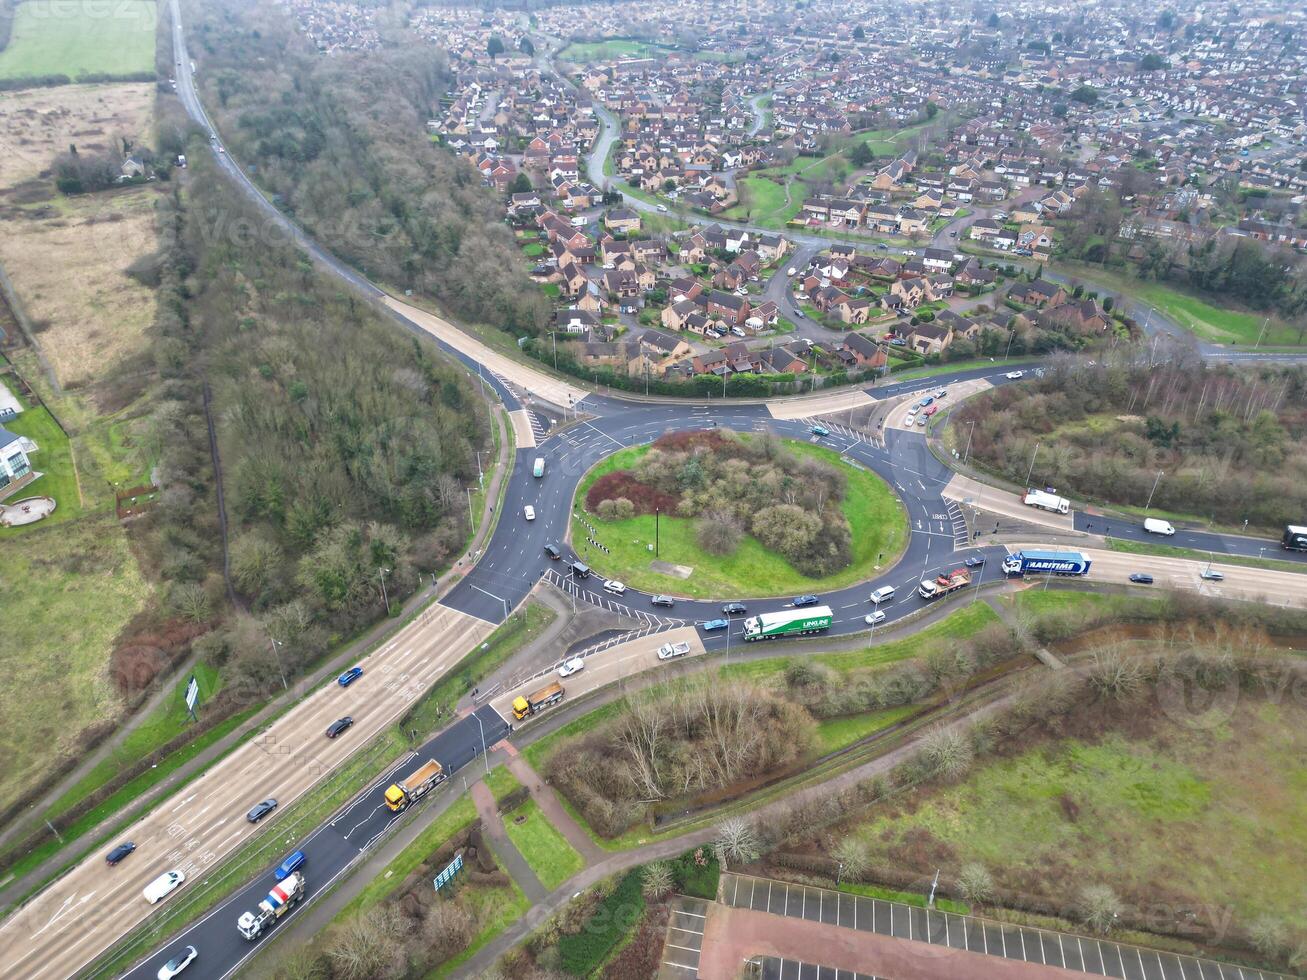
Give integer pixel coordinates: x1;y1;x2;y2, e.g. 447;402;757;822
603;580;627;595
1143;518;1175;536
869;586;896;604
144;870;185;904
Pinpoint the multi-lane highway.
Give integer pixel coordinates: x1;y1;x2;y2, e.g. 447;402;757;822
0;7;1298;980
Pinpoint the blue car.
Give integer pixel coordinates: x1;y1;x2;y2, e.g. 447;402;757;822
275;850;306;881
919;396;934;407
701;618;729;631
337;666;364;688
792;594;820;608
809;424;830;437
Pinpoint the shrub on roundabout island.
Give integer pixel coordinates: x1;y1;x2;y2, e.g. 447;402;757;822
585;429;855;577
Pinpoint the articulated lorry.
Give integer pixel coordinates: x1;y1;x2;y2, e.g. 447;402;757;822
918;568;971;600
237;872;305;940
1002;549;1091;577
384;759;446;812
1022;489;1070;515
742;606;833;641
512;681;564;720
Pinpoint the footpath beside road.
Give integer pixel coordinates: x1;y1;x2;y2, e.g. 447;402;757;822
0;403;516;912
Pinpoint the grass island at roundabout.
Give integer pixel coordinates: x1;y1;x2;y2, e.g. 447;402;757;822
570;429;908;599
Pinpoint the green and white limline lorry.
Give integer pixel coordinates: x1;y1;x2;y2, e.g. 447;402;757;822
742;606;834;641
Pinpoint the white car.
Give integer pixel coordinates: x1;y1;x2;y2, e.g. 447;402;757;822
657;641;691;660
523;505;536;521
157;946;197;980
865;610;886;626
786;267;797;276
794;309;806;318
603;579;627;595
143;870;185;905
903;249;917;256
558;657;585;677
656;204;668;212
1004;370;1025;380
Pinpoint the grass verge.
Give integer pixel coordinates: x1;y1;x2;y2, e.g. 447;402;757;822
1106;537;1307;575
0;0;156;79
502;797;585;891
339;792;478;917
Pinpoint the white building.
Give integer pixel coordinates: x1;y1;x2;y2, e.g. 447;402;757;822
0;425;33;499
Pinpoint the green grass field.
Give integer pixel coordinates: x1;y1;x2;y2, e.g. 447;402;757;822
502;797;584;890
573;440;907;598
0;403;83;535
720;176;800;228
0;515;150;815
814;704;917;754
0;0;156;80
484;764;522;805
43;663;223;821
430;879;529;977
1055;262;1302;347
842;700;1307;935
557;39;666;62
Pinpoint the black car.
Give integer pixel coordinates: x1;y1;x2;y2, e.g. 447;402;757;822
964;556;986;568
544;543;561;560
246;798;278;823
1128;573;1154;584
792;594;820;608
105;841;136;866
326;716;354;739
651;595;675;608
570;561;591;579
722;602;747;616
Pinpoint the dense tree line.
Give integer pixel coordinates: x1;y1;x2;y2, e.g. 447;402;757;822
589;429;855;576
184;0;547;334
960;349;1307;527
1059;186;1307;329
160;151;488;694
545;679;815;837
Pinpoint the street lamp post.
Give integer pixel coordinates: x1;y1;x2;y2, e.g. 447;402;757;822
378;567;391;615
963;419;976;467
471;709;490;775
1145;470;1164;512
267;636;288;691
1024;441;1040;488
466;486;475;532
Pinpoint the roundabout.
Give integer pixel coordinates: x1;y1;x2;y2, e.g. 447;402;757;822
568;431;909;599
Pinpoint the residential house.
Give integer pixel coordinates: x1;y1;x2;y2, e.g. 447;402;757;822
922;247;955;272
906;322;953;356
834;332;889;371
1007;279;1066;308
706;290;750;325
0;425;33;499
604;208;642;234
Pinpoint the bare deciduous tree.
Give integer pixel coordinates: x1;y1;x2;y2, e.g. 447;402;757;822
641;861;674;899
715;816;761;870
832;837;870;881
1077;884;1123;934
957;862;995;906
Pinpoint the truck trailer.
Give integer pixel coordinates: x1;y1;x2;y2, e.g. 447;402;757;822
1001;549;1091;577
742;606;833;641
918;568;971;600
1282;525;1307;552
384;759;446;812
237;872;305;940
1022;489;1070;515
512;681;564;720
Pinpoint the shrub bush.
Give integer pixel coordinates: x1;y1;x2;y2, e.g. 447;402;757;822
558;870;645;975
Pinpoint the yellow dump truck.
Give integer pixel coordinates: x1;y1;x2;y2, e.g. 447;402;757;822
384;759;446;812
512;681;565;721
